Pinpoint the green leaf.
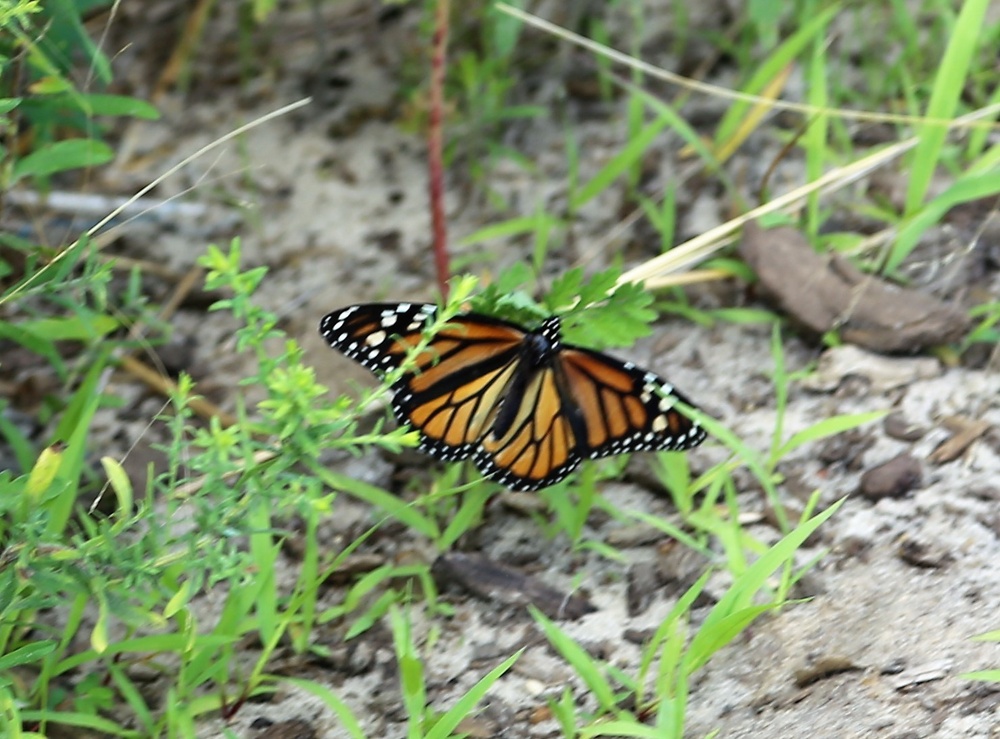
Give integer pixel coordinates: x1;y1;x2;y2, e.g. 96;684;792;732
560;279;657;350
575;268;622;309
0;640;56;670
16;314;118;342
38;0;113;83
77;93;160;119
546;268;584;311
99;457;132;519
29;75;73;95
12;138;113;182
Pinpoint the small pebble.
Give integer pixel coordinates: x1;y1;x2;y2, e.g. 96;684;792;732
883;412;927;442
859;453;922;500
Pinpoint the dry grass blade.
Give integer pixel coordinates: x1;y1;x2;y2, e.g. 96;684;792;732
119;355;237;428
0;97;312;308
496;3;1000;132
617;102;1000;289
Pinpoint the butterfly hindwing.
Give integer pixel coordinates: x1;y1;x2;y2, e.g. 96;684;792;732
473;364;584;490
558;347;707;460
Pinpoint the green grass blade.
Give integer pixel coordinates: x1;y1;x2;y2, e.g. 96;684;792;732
389;606;427;739
582;720;670;738
0;640;56;670
775;411;886;461
46;347;110;536
803;22;829;236
890;169;1000;272
107;664;155;734
569;112;672;211
685;499;843;673
315;467;440;540
531;607;619;711
458;213;564;247
904;0;990;213
637;570;711;692
425;650;522;739
963;670;1000;682
714;5;839;146
247;500;279;645
285;678;367;739
18;710;139;737
627;82;720;171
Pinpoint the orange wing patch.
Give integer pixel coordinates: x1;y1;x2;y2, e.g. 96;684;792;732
559;347;703;459
479;368;578;486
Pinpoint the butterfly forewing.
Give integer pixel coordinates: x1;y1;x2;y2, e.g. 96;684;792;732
395;351;521;462
319;303;438;377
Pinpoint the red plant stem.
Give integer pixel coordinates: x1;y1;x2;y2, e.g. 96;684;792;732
428;0;451;301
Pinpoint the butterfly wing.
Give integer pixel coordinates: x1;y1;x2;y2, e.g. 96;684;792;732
472;344;706;491
319;302;439;376
472;362;585;491
557;346;706;460
320;303;528;462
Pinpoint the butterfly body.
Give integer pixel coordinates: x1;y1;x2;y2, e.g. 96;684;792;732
320;303;705;491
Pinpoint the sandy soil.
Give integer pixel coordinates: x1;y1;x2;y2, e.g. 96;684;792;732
48;2;1000;736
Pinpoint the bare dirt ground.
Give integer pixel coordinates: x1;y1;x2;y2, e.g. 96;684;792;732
66;2;1000;736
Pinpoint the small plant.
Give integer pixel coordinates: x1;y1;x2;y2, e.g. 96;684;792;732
537;498;841;737
0;2;158;195
0;242;472;734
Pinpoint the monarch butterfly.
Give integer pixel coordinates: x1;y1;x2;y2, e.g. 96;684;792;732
319;303;706;491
